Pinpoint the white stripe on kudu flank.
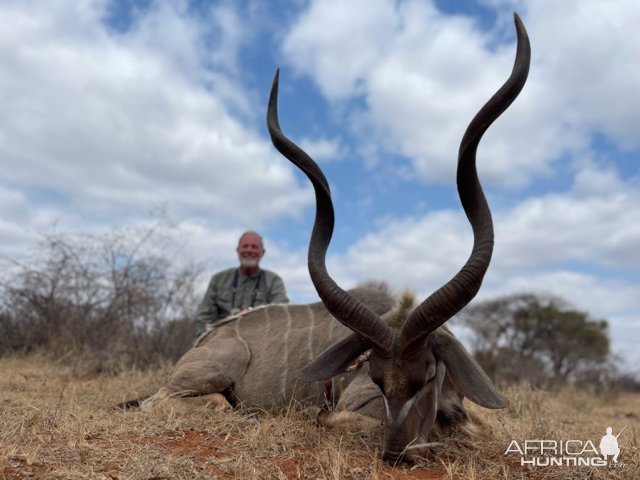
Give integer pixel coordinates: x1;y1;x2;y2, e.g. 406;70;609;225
329;312;336;341
307;305;315;360
234;318;250;358
282;307;292;399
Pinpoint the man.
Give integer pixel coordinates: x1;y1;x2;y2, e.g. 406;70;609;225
195;231;289;336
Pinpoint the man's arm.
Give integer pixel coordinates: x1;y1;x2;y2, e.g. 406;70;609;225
267;273;289;304
195;275;220;336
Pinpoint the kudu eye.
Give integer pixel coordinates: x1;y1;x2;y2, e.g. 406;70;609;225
408;380;424;397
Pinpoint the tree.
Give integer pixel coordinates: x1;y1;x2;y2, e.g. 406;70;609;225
0;224;201;372
458;293;610;388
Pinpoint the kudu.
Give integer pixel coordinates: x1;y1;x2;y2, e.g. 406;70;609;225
137;284;400;414
266;13;530;462
135;13;529;465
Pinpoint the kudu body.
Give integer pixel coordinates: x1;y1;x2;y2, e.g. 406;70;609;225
267;14;530;462
138;13;529;465
140;286;398;413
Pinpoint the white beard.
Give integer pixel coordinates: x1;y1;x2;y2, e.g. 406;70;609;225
240;257;260;268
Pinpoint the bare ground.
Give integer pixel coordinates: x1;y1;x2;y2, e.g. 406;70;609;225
1;355;638;479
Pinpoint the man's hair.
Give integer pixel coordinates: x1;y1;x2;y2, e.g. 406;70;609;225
238;231;264;249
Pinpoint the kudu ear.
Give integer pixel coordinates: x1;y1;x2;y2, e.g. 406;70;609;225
297;333;371;382
431;329;508;409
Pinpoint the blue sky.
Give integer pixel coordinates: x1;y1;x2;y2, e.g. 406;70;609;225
1;0;638;369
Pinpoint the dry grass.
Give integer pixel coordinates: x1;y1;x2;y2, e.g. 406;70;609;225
1;356;638;479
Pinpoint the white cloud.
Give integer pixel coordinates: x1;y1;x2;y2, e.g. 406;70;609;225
327;163;640;292
494;270;640;368
494;165;640;272
521;0;640;149
0;1;312;257
311;162;640;362
276;0;640;365
497;271;639;319
336;211;470;293
299;136;347;162
282;0;640;187
0;188;40;259
282;0;399;99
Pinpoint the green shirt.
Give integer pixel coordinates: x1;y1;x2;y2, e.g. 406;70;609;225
195;267;289;335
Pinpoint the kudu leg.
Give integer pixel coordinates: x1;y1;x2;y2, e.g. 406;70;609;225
317;372;384;433
141;391;232;413
141;339;250;412
317;409;381;433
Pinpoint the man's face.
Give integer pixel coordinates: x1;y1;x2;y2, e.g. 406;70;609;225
237;233;264;269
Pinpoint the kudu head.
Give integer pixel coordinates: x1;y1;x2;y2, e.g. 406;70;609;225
267;14;530;463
